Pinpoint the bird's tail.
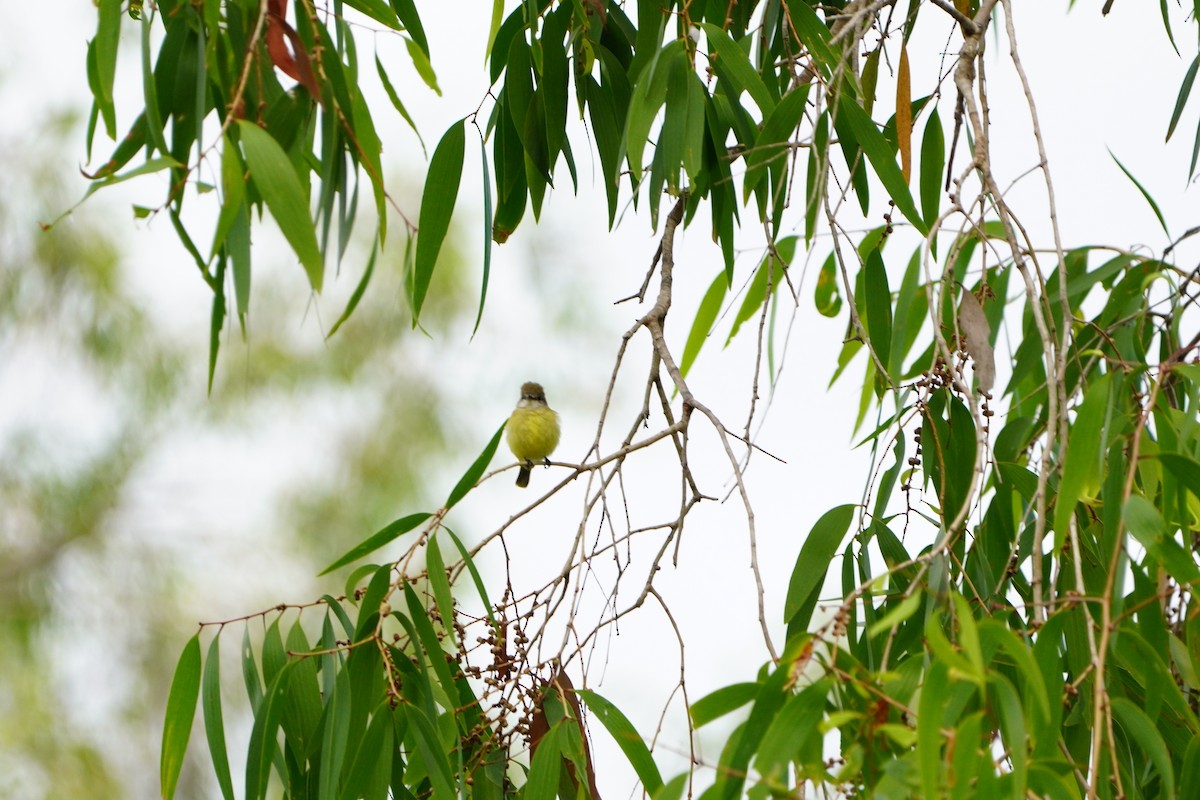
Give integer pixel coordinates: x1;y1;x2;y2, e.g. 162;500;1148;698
516;464;532;488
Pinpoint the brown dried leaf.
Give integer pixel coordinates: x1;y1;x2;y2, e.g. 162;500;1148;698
529;670;602;800
959;290;995;394
896;45;912;183
265;3;320;100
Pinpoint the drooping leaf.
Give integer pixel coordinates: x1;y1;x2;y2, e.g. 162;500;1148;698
577;689;664;793
327;235;378;338
785;505;856;631
1109;148;1170;237
201;635;235;800
161;633;202;800
896;44;912;182
834;93;927;235
920;107;944;230
412;118;466;322
237;120;324;291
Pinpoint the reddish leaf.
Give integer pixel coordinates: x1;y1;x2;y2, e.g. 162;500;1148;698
530;671;601;800
265;4;320;100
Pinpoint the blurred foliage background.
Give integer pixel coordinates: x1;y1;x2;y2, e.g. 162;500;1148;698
0;98;483;799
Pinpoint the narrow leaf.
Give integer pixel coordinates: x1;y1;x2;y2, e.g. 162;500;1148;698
425;533;458;649
577;689;664;793
161;633;202;800
700;24;775;114
1167;54;1199;141
1112;697;1176;799
320;512;433;575
327;236;378;337
1109;149;1170;236
690;683;760;727
202;635;235;800
681;271;729;378
785;505;856;629
474;134;493;336
1125;495;1200;586
920;108;944;230
835;94;927;234
412;119;466;322
896;44;912;182
237;120;324;291
444;422;506;509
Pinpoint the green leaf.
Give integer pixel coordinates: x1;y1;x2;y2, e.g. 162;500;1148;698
754;683;826;778
1109;149;1169;236
350;86;388;243
320;512;432;575
212;132;246;258
407;683;457;800
690;683;760;728
1167;54;1199;141
207;255;226;395
376;54;424;153
783;0;839;78
834;94;928;235
586;74;624;225
237;120;324;291
343;0;400;28
339;699;394;800
444;422;506;509
425;533;457;649
474;135;493;336
1053;373;1113;542
784;505;856;631
920;108;944;230
319;667;351;800
1112;697;1176;799
813;251;841;317
390;0;428;55
241;625;263;712
1180;734;1200;800
92;0;122;138
161;633;202;800
744;86;810;202
867;592;922;638
576;689;663;793
405;34;442;95
1156;452;1200;500
412;119;465;322
355;564;394;641
622;41;679;182
526;721;566;800
484;0;506;64
1125;494;1200;586
201;635;235;800
327;236;378;338
719;636;812;800
863;247;892;382
918;660;950;799
444;529;496;628
245;664;293;800
990;673;1028;796
700;24;775;114
681;271;729;378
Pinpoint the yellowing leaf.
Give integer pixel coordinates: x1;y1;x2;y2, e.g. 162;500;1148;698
896;44;912;183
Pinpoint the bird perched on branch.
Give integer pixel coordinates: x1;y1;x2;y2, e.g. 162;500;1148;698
506;381;560;488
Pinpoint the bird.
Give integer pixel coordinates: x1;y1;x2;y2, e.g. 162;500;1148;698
506;381;560;488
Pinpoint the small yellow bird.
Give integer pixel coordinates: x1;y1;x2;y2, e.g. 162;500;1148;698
506;381;560;488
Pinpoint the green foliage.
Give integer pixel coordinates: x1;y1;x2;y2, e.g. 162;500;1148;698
71;1;1200;799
